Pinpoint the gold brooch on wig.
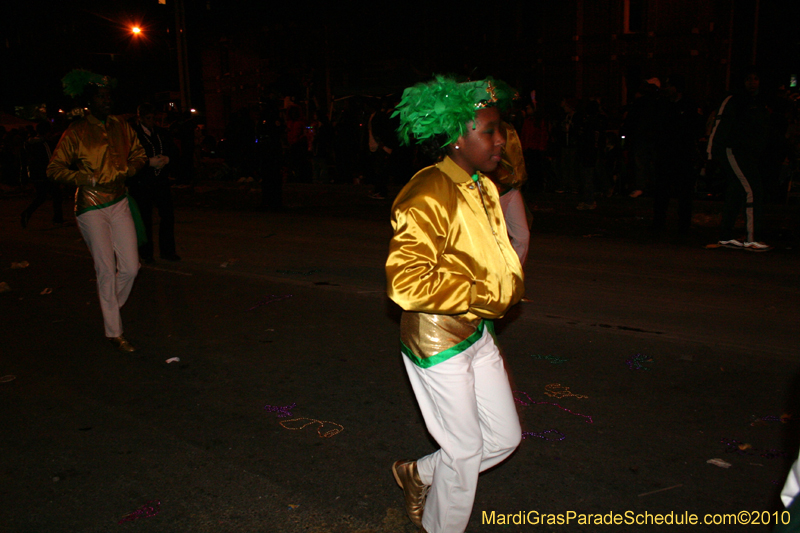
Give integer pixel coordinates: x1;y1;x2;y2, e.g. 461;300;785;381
474;80;499;110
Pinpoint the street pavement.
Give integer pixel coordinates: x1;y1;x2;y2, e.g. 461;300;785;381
1;181;800;532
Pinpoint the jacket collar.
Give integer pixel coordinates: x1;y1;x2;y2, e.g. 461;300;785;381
437;156;480;184
86;114;115;126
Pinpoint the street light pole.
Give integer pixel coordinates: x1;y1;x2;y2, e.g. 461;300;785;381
174;0;191;113
752;0;760;65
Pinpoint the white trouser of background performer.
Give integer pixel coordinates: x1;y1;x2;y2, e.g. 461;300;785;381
76;198;139;338
402;326;521;533
781;452;800;508
498;188;530;266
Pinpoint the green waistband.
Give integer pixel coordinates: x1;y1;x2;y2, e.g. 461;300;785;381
401;319;494;368
76;194;125;216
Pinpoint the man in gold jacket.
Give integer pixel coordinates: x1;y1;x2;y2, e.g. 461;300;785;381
47;71;147;352
387;76;524;533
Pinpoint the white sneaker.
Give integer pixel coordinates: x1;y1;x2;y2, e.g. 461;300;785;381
743;241;772;252
718;239;743;249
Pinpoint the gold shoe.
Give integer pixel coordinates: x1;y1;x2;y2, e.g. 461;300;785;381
108;335;136;353
392;460;429;528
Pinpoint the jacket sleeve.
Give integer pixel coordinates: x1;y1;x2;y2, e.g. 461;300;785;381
386;178;474;314
46;128;92;186
504;125;528;187
125;125;148;177
707;95;737;159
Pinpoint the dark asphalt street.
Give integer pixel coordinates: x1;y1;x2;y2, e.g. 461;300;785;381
2;182;799;532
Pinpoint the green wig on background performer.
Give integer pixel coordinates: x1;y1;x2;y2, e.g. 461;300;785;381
47;69;148;353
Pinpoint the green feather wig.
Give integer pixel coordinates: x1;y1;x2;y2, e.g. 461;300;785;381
61;69;115;98
393;75;516;147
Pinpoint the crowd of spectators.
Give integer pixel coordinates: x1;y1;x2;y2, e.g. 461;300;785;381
4;74;800;219
506;74;800;211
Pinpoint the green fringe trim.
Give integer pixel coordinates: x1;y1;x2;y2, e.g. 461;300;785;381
126;195;148;247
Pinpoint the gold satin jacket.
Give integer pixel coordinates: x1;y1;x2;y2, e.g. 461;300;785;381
386;156;524;367
47;115;147;215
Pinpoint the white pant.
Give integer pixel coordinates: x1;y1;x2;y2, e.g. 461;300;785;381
499;188;530;266
77;198;139;338
402;327;521;533
781;451;800;508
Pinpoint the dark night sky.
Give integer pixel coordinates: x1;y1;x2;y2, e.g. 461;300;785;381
2;0;799;115
2;0;201;110
1;0;519;113
1;0;481;110
732;0;800;90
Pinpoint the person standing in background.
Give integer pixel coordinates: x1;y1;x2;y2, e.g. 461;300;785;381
488;116;531;266
707;68;772;251
652;74;703;237
128;103;181;263
21;121;64;228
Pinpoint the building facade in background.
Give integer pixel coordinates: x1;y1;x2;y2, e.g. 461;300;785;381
197;0;777;136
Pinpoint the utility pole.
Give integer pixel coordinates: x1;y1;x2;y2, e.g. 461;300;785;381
325;24;332;119
725;2;734;92
174;0;191;112
576;0;583;99
752;0;760;65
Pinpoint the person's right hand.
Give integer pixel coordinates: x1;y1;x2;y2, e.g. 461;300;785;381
78;172;97;187
149;155;168;169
